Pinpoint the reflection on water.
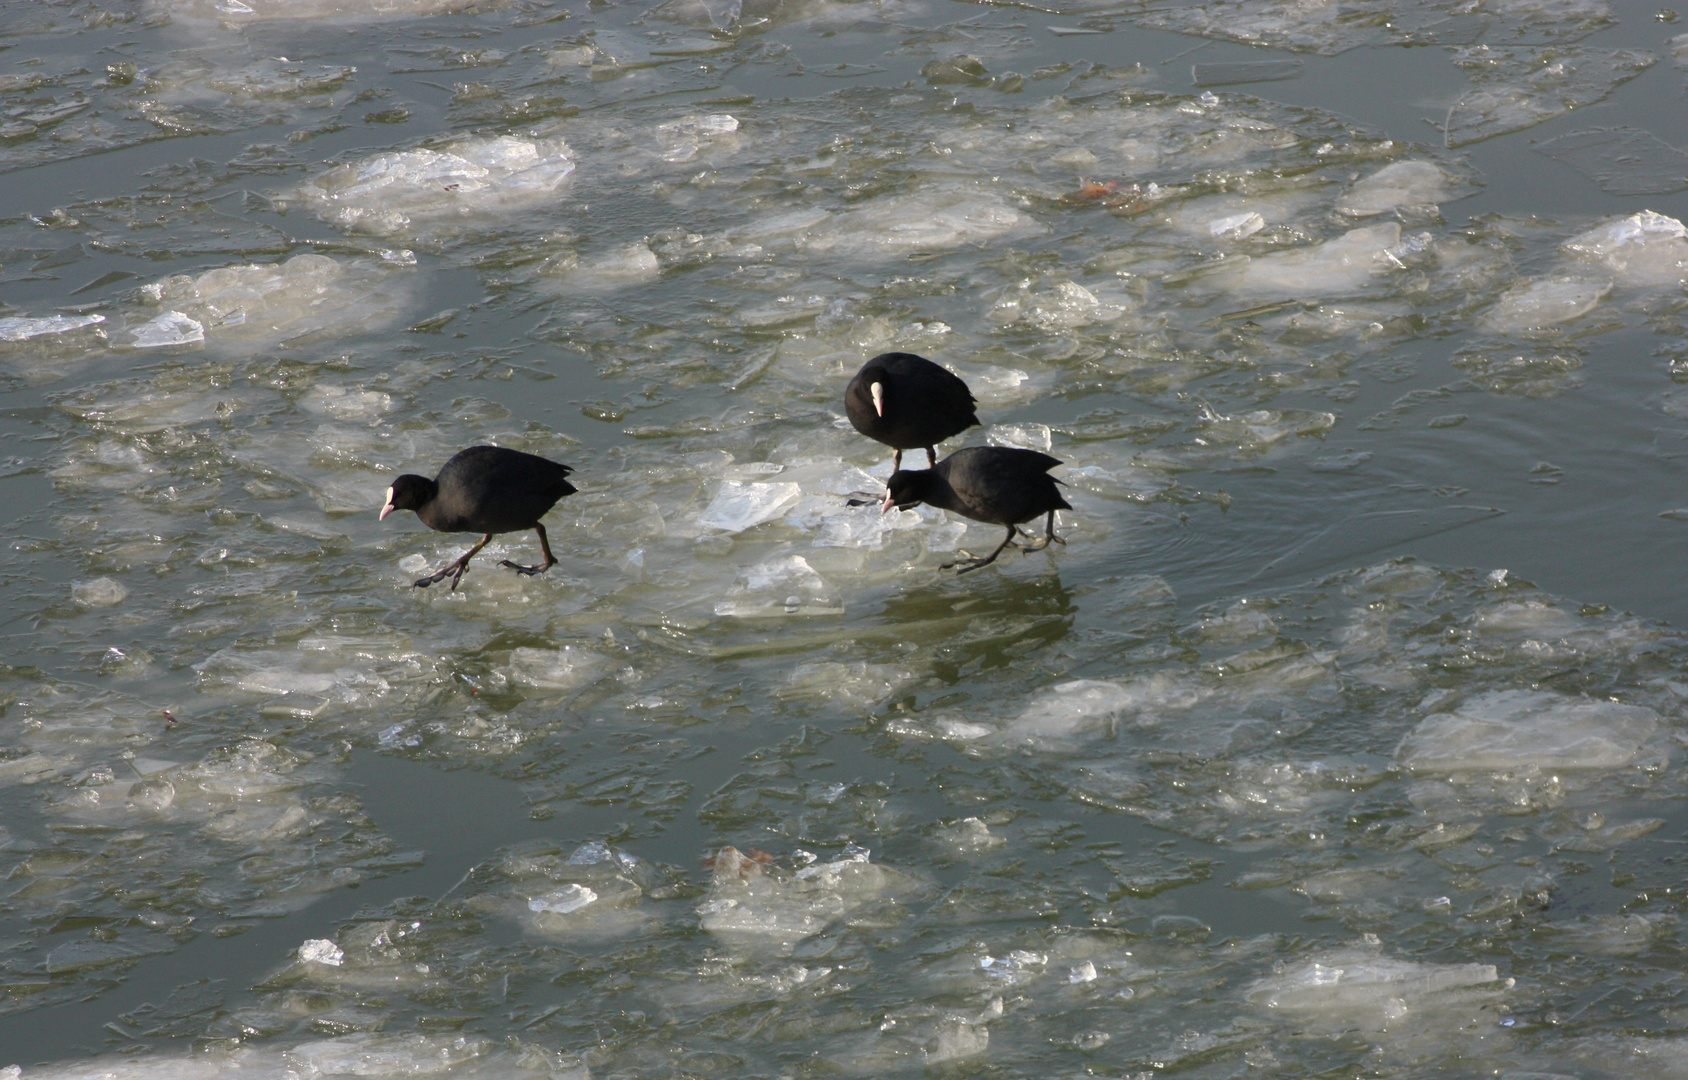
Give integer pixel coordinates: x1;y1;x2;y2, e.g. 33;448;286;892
6;0;1688;1075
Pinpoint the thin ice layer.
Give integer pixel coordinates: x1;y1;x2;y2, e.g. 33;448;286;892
1395;690;1660;773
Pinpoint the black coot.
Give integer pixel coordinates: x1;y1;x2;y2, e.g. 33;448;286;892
882;445;1070;574
845;352;980;472
379;445;577;591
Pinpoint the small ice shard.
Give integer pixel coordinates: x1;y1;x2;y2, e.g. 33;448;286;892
1231;223;1404;296
299;938;345;966
1338;161;1450;215
71;577;127;608
1563;210;1688;286
715;555;842;617
1481;276;1611;334
1070;961;1098;983
0;313;104;342
1396;689;1659;773
528;883;599;914
128;310;204;348
1191;59;1303;86
507;646;612;693
1209;211;1265;239
698;480;801;531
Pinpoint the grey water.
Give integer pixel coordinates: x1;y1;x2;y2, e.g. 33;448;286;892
5;0;1688;1076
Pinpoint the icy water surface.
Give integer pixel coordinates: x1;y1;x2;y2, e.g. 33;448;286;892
9;0;1688;1076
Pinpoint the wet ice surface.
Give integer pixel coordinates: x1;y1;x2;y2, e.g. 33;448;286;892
8;0;1688;1076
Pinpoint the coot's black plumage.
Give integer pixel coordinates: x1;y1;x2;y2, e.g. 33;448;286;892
882;446;1070;574
845;352;979;472
379;445;577;591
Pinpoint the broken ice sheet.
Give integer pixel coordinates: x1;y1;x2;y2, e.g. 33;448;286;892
153;0;484;19
1248;944;1512;1031
1395;689;1660;773
134;253;412;347
0;313;105;343
1444;46;1655;147
697;845;914;945
714;555;843;617
291;134;575;240
698;479;801;532
1223;223;1409;297
1537;127;1688;196
1337;160;1453;216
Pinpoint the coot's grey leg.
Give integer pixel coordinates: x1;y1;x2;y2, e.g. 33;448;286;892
502;523;557;576
416;534;491;590
924;446;937;467
1020;510;1066;553
943;525;1018;574
892;448;903;472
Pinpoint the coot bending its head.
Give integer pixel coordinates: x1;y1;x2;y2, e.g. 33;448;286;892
379;445;577;591
845;352;979;472
882;445;1070;574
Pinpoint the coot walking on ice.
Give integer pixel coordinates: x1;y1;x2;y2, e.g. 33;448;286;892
846;352;980;472
881;445;1070;574
379;445;577;591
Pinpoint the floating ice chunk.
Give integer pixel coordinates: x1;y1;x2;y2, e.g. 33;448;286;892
299;938;344;966
990;279;1131;330
71;577;128;608
745;189;1042;263
1446;46;1654;147
657;113;740;162
1249;946;1510;1030
128;310;204;348
0;313;104;342
1194;602;1276;644
937;817;1005;855
46;941;138;973
1230;223;1403;296
715;555;842;617
528;883;598;914
987;422;1053;452
1563;210;1688;286
140;254;410;345
300;385;395;422
698;845;904;943
1537;127;1688;196
1481;275;1611;333
998;679;1139;743
781;660;915;710
1209;211;1265;238
285;1034;491;1076
507;646;612;694
1396;690;1659;773
699;480;801;531
295;135;574;238
1338;160;1450;215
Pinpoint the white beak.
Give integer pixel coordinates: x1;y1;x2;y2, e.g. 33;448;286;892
378;487;395;521
869;381;885;418
880;490;895;514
